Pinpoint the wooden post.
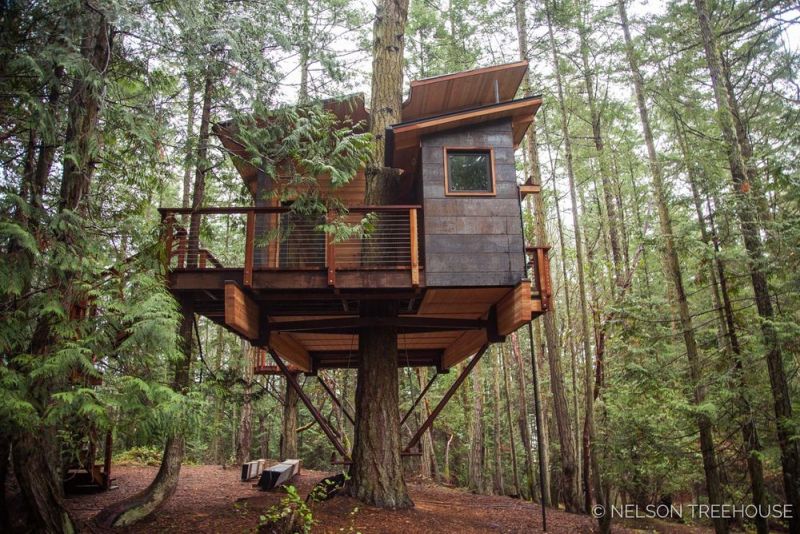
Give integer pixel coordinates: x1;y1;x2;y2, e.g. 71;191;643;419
244;210;255;287
409;208;419;287
199;250;207;269
326;211;336;287
542;248;552;310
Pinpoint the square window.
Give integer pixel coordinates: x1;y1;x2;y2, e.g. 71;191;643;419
445;149;495;195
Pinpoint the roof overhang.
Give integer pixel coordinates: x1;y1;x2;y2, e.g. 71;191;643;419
388;95;543;167
401;60;529;122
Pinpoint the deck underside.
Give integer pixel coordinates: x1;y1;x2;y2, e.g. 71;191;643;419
170;268;545;373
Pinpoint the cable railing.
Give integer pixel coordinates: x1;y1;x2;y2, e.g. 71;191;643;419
159;205;422;288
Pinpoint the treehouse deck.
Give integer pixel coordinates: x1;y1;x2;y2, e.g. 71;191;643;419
161;60;551;374
161;205;551;373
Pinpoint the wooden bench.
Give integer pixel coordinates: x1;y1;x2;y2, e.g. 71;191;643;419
256;459;301;491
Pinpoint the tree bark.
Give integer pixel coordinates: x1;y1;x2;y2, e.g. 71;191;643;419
618;2;727;532
543;3;606;526
348;301;412;508
692;0;799;528
186;71;213;268
514;0;573;510
347;0;413;509
12;8;110;533
280;376;299;460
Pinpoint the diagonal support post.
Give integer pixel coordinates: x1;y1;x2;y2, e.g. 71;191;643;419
271;352;350;461
399;372;439;428
317;374;355;426
403;344;489;453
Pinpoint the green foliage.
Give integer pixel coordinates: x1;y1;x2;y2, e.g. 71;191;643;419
259;485;315;534
114;446;166;466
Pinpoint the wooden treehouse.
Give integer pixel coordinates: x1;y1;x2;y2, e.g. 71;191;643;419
159;61;551;460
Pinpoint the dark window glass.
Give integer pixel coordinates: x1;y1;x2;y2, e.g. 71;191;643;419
447;150;493;193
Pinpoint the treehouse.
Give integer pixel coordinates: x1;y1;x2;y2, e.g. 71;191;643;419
159;60;551;377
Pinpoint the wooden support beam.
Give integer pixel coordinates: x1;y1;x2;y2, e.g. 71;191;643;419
442;329;488;369
519;184;541;198
404;345;488;452
271;316;486;333
268;332;311;372
244;210;255;287
496;280;532;336
409;208;419;287
224;281;261;341
271;353;350;460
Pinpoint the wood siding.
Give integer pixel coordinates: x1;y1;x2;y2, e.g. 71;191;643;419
421;119;526;287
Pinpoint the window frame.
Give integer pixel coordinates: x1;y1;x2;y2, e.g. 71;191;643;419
443;147;497;197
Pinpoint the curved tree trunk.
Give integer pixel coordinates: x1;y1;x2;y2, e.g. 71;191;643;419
95;307;194;528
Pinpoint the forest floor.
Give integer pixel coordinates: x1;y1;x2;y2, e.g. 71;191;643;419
63;464;713;534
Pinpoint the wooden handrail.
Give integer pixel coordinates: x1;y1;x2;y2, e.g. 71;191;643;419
409;208;419;287
158;205;422;216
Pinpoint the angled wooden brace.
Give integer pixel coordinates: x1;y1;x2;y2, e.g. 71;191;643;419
403;344;489;453
271;352;351;461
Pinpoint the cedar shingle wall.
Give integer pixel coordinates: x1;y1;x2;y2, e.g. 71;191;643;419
421;119;525;287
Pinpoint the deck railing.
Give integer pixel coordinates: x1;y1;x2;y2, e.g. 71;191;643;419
526;246;552;311
159;205;422;287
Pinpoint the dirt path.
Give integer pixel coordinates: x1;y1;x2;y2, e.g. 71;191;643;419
65;465;710;533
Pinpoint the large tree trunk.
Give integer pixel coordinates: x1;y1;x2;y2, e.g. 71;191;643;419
618;1;726;532
514;0;573;511
347;0;412;509
348;301;412;508
12;8;111;533
280;377;299;460
543;3;607;527
692;0;799;529
677;120;768;534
